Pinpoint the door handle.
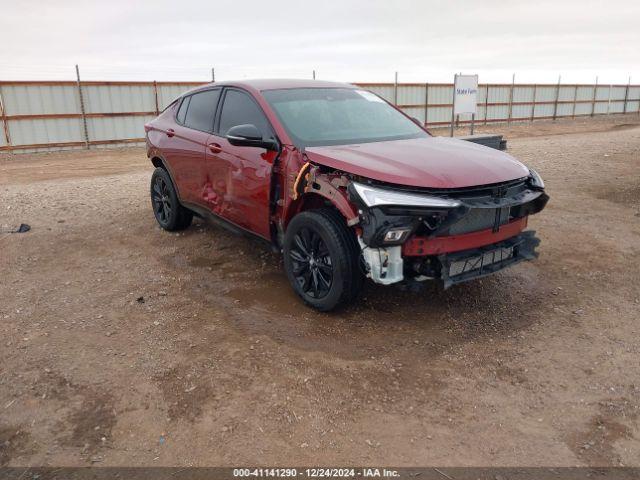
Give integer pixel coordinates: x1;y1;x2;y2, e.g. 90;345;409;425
166;128;175;137
208;142;222;154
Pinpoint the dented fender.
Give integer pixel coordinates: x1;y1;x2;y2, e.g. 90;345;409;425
281;154;359;229
304;166;359;226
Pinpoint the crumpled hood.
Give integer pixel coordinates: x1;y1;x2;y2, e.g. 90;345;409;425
305;136;530;189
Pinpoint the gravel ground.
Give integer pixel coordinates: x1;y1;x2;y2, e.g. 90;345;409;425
0;115;639;467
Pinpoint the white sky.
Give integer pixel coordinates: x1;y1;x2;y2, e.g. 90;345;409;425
1;0;638;84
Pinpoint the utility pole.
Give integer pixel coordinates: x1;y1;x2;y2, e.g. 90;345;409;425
312;70;316;80
211;68;215;82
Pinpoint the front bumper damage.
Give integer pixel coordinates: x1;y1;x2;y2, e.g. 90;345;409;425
439;230;540;288
348;177;549;288
356;230;541;289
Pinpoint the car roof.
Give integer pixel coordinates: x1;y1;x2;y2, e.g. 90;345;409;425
192;78;357;93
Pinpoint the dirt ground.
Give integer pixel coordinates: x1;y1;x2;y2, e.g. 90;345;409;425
1;114;639;467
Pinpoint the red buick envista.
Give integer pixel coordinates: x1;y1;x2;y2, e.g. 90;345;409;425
145;79;548;311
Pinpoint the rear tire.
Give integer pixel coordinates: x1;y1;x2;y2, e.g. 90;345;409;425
283;209;363;311
150;167;193;231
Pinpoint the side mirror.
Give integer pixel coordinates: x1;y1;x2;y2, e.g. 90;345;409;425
226;124;277;150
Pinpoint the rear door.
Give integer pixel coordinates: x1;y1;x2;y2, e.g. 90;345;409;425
162;89;220;205
203;88;277;239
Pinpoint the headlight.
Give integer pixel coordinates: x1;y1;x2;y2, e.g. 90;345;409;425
528;169;545;190
351;182;462;209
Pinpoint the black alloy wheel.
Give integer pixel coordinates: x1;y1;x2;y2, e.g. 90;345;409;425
289;227;334;299
283;209;363;311
150;167;193;231
152;175;172;225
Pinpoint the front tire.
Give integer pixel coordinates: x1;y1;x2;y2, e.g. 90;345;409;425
283;209;363;311
150;167;193;231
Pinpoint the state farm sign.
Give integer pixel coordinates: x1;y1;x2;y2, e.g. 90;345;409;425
453;74;479;115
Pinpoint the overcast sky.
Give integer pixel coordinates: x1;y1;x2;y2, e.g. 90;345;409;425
1;0;638;84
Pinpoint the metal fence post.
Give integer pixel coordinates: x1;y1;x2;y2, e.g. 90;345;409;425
607;84;612;115
530;84;537;122
450;74;457;137
393;72;398;106
0;86;12;153
484;84;489;125
591;76;598;117
552;75;561;121
75;64;90;149
507;73;515;125
312;70;316;80
153;81;160;115
571;84;578;118
623;76;630;114
211;68;215;82
423;82;429;127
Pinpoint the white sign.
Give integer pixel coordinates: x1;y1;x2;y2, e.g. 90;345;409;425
453;74;478;115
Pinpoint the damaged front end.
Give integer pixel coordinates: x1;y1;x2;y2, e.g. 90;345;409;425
290;160;548;289
347;173;549;288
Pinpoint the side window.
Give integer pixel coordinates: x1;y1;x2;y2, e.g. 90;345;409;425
218;90;271;137
183;89;221;132
176;96;190;124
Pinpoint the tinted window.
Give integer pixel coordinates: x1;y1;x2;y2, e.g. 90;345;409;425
183;89;220;132
176;96;190;124
263;88;427;148
218;90;271;137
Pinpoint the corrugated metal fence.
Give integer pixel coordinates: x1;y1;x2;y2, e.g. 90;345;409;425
0;80;639;153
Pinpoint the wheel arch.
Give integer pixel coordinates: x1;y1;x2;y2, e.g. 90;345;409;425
149;154;184;203
283;188;359;231
151;156;165;169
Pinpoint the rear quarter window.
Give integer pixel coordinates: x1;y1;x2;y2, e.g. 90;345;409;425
176;96;190;124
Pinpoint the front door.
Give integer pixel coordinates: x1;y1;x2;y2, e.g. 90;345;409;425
203;88;277;240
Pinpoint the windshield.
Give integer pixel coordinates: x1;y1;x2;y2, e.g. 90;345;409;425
262;88;428;148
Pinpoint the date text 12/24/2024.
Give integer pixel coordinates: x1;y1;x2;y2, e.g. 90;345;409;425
233;468;400;477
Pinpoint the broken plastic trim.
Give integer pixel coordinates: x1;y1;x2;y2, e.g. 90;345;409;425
438;230;540;289
350;177;548;247
358;237;404;285
528;168;545;190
